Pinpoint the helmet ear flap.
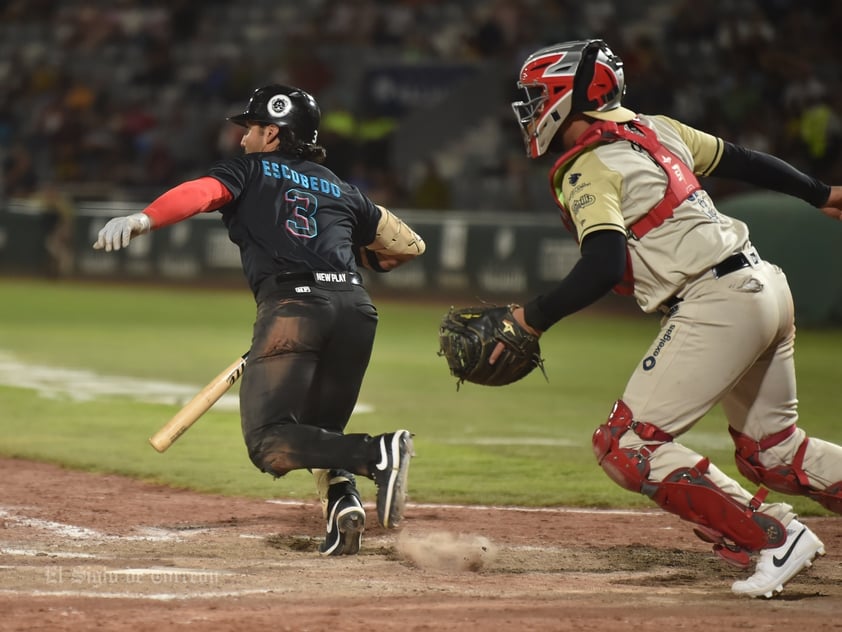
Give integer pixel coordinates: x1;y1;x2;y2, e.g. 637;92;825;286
571;41;601;113
572;40;625;115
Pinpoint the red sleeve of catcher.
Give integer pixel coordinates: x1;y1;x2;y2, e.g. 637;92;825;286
144;177;234;229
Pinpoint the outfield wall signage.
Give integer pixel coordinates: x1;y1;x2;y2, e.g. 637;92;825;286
2;195;839;325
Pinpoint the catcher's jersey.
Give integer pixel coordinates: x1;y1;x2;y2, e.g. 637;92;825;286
208;152;381;294
554;114;751;312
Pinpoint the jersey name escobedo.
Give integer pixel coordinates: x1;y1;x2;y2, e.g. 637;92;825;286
261;159;342;198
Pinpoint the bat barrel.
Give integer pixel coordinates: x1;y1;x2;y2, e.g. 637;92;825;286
148;353;247;452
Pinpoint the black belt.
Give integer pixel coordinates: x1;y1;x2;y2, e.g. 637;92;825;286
711;252;751;279
660;295;683;313
660;252;754;314
275;271;363;286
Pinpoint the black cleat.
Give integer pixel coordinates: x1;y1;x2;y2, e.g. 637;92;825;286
319;493;365;556
371;430;414;528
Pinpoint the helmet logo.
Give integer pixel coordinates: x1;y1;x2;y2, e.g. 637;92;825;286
267;94;292;119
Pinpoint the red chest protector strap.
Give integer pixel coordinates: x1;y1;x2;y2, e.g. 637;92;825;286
551;119;702;240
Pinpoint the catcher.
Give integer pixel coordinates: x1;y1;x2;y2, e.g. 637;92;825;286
441;39;842;599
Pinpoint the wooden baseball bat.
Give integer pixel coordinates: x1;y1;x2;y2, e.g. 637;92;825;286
148;352;249;453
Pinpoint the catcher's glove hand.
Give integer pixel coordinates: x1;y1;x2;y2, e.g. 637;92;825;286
438;304;545;388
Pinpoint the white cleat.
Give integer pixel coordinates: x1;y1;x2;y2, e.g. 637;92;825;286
731;519;825;598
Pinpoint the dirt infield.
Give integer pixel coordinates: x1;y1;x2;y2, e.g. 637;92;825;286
1;458;841;631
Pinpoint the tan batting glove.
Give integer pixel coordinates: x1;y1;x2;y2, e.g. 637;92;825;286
92;212;152;251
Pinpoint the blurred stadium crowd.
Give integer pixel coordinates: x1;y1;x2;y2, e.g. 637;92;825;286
1;0;840;214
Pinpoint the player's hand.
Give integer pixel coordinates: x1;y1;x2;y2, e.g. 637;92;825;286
369;251;413;271
92;213;152;251
820;185;842;221
489;305;541;365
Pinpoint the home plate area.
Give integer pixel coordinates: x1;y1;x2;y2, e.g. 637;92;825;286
0;458;840;632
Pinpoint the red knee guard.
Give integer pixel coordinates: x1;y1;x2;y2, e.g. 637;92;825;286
592;400;665;492
730;425;810;492
730;426;842;515
809;482;842;514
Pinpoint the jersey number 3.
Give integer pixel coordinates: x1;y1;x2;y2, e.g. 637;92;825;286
284;188;318;239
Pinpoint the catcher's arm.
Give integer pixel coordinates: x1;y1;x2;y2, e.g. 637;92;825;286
820;185;842;221
489;305;541;365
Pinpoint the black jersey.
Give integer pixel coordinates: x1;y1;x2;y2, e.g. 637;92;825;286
208;151;381;294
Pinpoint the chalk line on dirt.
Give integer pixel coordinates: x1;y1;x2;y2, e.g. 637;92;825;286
266;499;661;516
0;547;109;559
0;588;275;601
0;508;190;542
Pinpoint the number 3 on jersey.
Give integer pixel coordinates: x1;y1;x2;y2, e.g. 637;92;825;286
284;188;318;239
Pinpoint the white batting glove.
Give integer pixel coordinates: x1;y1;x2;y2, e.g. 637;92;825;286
92;212;152;251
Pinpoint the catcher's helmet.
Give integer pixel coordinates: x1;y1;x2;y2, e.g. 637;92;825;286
512;39;635;158
228;84;321;145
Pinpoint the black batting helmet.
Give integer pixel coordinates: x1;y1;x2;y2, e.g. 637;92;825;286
227;84;321;145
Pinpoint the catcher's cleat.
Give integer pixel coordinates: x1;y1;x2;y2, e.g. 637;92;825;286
731;519;825;598
319;493;365;556
371;430;414;529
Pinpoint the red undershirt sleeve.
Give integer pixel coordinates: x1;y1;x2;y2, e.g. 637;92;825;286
143;177;234;229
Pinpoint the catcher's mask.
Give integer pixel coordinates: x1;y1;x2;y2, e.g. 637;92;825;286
228;84;321;146
512;39;635;158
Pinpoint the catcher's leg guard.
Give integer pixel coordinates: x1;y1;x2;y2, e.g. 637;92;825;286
730;426;842;514
592;400;671;493
651;459;785;552
593;401;786;566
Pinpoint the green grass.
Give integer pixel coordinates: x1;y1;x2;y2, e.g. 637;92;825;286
1;278;840;516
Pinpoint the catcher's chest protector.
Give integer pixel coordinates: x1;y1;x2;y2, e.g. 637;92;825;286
550;119;702;295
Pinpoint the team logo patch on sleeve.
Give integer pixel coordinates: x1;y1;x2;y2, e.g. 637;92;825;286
571;193;595;215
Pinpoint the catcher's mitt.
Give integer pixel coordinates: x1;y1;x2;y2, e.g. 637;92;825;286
438;304;545;388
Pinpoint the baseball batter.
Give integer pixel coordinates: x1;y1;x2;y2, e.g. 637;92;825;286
505;39;842;598
93;84;425;555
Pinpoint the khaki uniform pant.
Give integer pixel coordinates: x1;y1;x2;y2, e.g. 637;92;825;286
620;256;842;522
